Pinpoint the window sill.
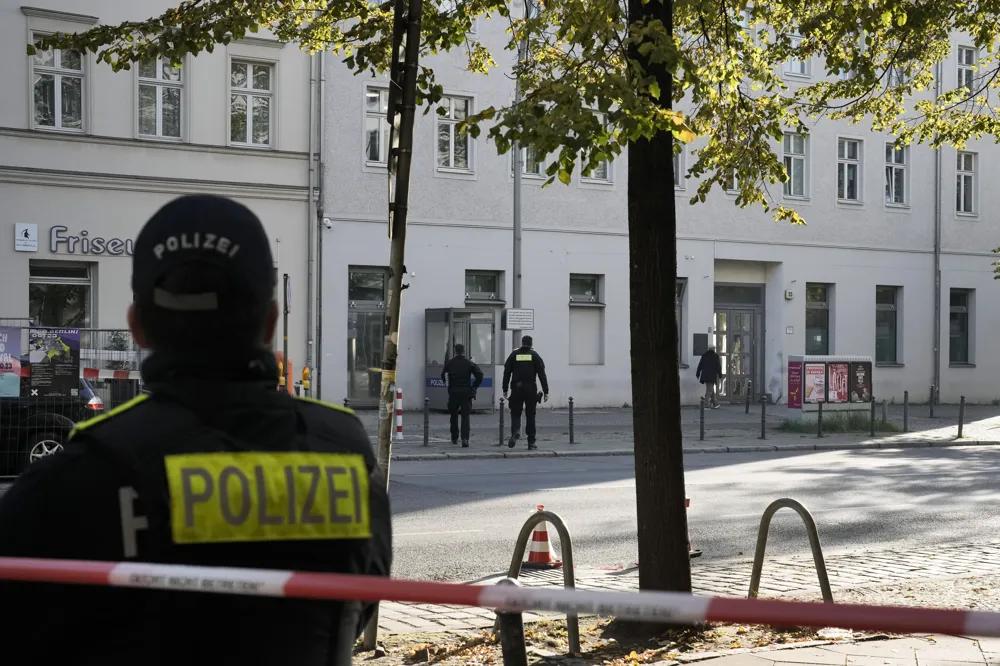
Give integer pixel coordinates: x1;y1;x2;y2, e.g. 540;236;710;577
366;161;388;169
436;167;475;175
783;72;812;81
31;125;85;135
837;198;864;206
949;363;976;368
465;298;505;307
679;363;690;370
138;134;184;143
580;178;613;186
782;195;811;203
956;212;979;219
568;301;606;308
230;142;273;151
884;202;910;211
875;362;904;368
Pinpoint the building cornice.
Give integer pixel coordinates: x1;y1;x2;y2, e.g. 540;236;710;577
0;127;309;162
0;165;309;202
21;6;99;24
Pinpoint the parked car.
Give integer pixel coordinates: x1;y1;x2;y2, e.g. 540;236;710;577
0;378;103;476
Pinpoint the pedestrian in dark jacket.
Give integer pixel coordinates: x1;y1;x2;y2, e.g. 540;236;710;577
502;335;549;449
696;345;724;408
441;343;483;447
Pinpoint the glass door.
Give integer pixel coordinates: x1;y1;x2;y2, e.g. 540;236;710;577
728;309;754;403
712;311;729;400
347;311;384;404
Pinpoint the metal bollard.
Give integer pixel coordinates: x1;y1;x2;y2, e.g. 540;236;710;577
746;381;753;415
568;396;575;444
498;398;505;447
343;397;350;409
758;395;767;440
959;395;966;438
423;397;430;447
494;578;528;666
870;397;876;437
929;384;935;418
817;400;823;438
699;397;705;441
903;390;909;432
881;399;887;424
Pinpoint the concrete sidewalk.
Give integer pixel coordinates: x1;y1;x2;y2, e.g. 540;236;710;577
691;634;999;665
353;403;1000;460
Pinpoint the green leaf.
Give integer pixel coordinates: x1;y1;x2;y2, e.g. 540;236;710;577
648;82;661;99
897;13;907;26
881;11;893;27
558;170;571;185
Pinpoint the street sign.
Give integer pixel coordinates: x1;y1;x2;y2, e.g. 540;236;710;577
502;308;534;331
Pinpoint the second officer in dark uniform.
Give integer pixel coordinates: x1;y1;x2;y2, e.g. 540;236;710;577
0;194;391;666
441;343;483;447
502;335;549;450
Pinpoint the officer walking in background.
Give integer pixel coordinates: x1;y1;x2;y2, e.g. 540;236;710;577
502;335;549;450
441;343;483;447
0;194;392;666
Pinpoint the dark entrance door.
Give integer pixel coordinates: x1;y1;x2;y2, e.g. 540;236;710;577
713;283;765;404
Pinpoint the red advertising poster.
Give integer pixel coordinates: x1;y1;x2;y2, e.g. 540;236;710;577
827;363;849;403
804;363;826;403
787;362;803;409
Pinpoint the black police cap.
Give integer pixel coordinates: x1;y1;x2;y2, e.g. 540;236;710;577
132;195;276;312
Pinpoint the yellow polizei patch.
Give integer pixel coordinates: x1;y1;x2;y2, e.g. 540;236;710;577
165;452;371;544
515;354;533;361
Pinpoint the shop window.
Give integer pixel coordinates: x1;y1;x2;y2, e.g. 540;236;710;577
569;274;605;366
465;270;502;302
949;288;973;365
875;286;900;364
805;283;831;355
29;261;93;328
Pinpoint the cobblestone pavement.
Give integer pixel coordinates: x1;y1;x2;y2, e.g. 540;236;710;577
377;538;1000;635
353;403;1000;459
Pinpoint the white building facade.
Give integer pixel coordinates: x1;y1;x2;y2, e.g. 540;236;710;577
0;2;319;374
313;15;999;408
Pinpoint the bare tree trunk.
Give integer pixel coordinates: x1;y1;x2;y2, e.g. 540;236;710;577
627;0;692;597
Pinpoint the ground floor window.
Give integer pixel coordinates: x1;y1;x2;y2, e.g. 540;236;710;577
28;261;93;328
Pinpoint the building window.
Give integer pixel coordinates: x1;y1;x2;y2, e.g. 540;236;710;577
956;151;976;214
525;0;540;19
569;274;604;365
783;133;807;198
888;66;912;86
365;86;389;165
676;279;687;363
465;271;500;301
673;149;684;188
436;95;472;171
875;286;899;364
569;274;601;304
805;283;830;355
958;46;976;90
31;35;84;132
28;262;93;328
138;57;183;139
348;268;387;305
583;112;611;181
884;143;907;205
512;145;542;176
784;35;809;77
837;138;862;202
230;61;272;146
949;289;972;365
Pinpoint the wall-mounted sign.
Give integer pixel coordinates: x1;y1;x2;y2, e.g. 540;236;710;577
502;308;534;331
14;223;38;252
50;226;134;256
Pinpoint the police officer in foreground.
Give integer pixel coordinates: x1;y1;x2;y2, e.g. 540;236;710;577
441;343;483;447
0;195;392;666
502;335;549;450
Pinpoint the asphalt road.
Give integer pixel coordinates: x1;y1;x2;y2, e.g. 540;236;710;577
4;445;999;584
389;445;1000;581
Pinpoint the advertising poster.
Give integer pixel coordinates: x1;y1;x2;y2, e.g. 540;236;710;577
804;363;826;403
849;362;872;403
827;363;849;403
27;328;81;398
787;361;803;409
0;327;21;398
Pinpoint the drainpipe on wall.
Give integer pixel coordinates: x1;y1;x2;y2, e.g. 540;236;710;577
932;60;942;402
306;53;318;383
315;54;327;399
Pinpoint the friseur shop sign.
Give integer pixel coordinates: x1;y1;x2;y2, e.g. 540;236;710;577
50;225;134;257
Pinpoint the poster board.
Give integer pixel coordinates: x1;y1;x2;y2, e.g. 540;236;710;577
27;328;80;398
787;361;803;409
804;363;826;403
827;363;849;403
0;327;21;398
849;362;872;403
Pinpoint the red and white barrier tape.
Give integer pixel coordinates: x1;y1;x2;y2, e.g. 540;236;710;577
0;557;997;637
18;367;142;380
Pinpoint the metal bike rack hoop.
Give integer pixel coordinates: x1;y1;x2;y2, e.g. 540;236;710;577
747;498;834;603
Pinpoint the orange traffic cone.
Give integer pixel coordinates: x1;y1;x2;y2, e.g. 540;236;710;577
633;498;700;568
523;505;563;569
